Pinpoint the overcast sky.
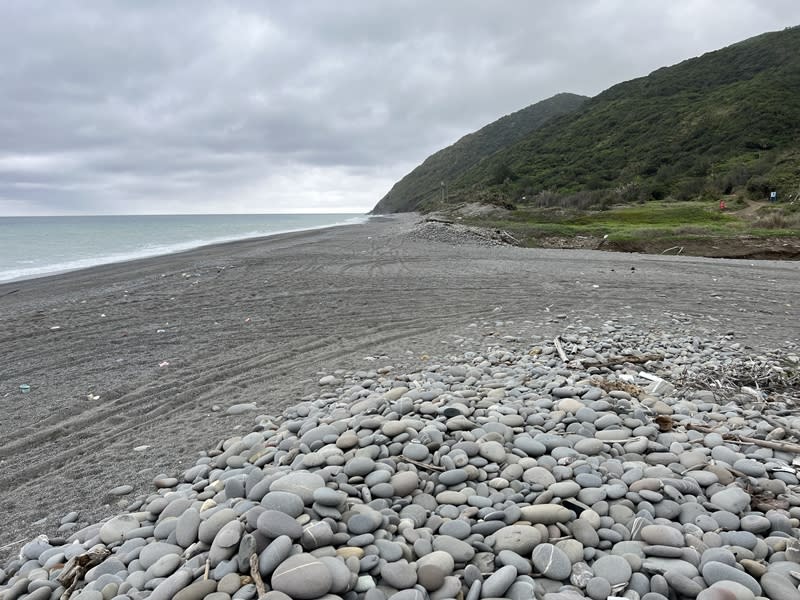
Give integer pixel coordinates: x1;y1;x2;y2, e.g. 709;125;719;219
1;1;798;215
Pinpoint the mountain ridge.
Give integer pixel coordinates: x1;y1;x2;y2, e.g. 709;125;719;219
373;26;800;214
370;93;588;213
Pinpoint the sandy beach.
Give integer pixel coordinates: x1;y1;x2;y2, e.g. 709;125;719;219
1;214;798;555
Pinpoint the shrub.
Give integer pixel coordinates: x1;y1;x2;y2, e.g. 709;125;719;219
530;190;562;208
675;178;707;201
488;162;519;185
746;176;772;199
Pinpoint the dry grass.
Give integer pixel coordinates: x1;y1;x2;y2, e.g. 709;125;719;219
753;210;800;229
672;225;714;236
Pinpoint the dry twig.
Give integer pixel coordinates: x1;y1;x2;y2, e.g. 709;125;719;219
686;423;800;454
399;456;444;472
0;537;26;552
590;353;664;369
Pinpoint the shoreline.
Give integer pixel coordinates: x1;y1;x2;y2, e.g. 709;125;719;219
0;213;369;285
1;214;799;558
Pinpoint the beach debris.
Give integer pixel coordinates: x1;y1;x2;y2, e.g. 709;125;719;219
133;445;150;452
49;325;61;331
57;544;110;600
0;537;27;553
158;360;170;367
85;393;100;401
250;553;266;596
553;336;569;362
654;414;675;432
589;353;664;369
18;384;30;393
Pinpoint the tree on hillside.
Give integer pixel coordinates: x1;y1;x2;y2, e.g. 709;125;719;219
489;162;518;186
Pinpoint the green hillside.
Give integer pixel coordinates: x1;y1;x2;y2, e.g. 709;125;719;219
370;93;588;213
374;26;800;214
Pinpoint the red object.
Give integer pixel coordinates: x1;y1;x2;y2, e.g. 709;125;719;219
719;200;726;210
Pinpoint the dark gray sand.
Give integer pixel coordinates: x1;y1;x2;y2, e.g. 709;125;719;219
0;214;797;553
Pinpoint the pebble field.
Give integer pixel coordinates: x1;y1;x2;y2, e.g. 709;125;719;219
2;323;800;600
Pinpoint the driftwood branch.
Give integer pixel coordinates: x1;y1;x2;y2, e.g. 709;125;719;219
0;537;26;552
58;544;110;600
499;231;520;246
250;553;266;597
760;415;800;442
399;456;444;472
686;423;800;454
590;353;664;369
553;337;568;362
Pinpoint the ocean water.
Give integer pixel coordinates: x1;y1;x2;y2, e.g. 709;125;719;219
0;213;367;283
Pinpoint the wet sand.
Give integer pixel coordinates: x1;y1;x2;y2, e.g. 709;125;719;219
0;214;798;552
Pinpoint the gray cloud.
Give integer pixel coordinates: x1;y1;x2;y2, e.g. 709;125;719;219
0;0;798;214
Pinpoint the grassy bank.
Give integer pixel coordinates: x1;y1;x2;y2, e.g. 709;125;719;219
458;200;800;258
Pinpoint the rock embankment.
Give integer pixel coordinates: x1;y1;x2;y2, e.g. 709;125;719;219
2;324;800;600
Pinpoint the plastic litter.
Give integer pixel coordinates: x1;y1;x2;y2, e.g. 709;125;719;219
19;384;30;393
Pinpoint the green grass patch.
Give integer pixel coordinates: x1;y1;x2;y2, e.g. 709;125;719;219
462;200;798;245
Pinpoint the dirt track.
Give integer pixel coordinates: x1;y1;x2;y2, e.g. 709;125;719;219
0;214;798;554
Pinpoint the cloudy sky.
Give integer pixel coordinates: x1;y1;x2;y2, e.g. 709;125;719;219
1;1;798;215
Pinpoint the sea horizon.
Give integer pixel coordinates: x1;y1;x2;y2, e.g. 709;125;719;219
2;211;366;217
0;213;368;284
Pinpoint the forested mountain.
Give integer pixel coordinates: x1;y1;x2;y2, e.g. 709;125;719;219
373;26;800;213
371;93;587;213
